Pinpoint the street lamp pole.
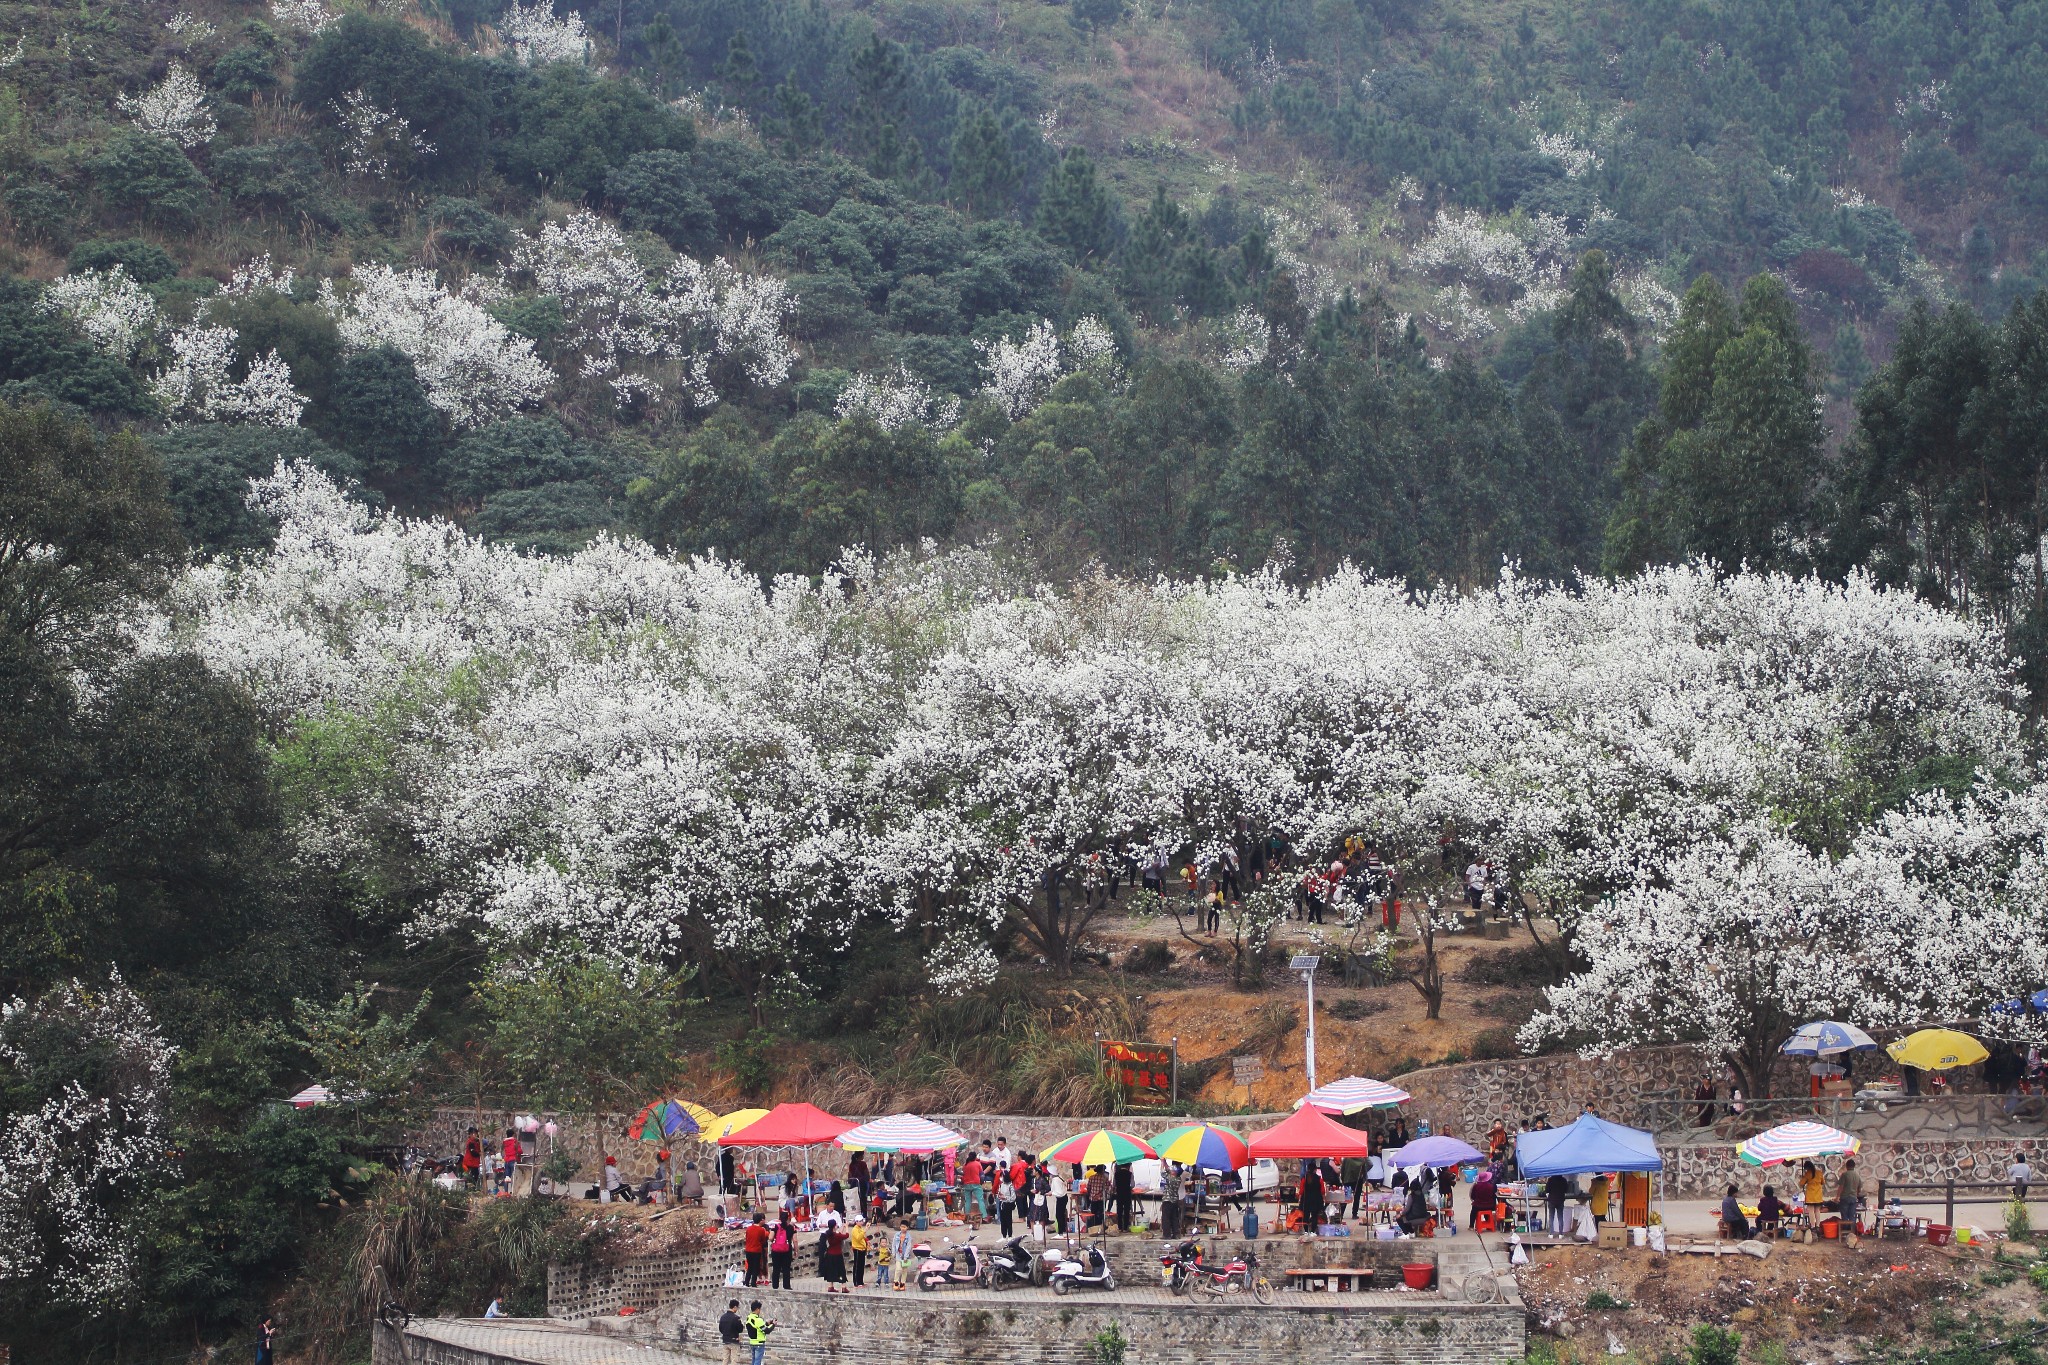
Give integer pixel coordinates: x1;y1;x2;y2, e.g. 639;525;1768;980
1290;954;1322;1094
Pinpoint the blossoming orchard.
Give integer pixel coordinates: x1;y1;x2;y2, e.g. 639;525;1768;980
147;463;2048;1075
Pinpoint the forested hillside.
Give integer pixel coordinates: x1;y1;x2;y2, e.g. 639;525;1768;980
7;2;2048;1360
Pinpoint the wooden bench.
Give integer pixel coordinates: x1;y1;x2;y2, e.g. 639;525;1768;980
1285;1266;1375;1292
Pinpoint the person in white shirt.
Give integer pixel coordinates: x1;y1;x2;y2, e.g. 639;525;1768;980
2013;1152;2033;1200
1464;861;1488;910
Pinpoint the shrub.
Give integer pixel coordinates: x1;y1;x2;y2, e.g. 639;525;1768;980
1584;1289;1630;1310
606;149;715;252
211;44;279;102
91;131;209;226
294;14;490;179
2006;1197;2032;1241
1687;1324;1741;1365
5;182;75;247
149;424;362;553
427;197;513;261
1090;1322;1128;1365
322;346;446;487
213;140;327;216
68;238;178;284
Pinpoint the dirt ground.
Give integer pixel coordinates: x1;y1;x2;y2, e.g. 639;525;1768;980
1514;1238;2043;1359
1084;902;1552;1108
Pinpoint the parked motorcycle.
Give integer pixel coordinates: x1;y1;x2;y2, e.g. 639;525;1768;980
1049;1241;1116;1294
915;1239;984;1291
981;1236;1039;1290
1163;1238;1272;1303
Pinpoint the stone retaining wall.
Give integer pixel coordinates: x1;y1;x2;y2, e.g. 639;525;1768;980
657;1288;1525;1365
546;1243;730;1320
1662;1135;2043;1204
418;1109;1287;1186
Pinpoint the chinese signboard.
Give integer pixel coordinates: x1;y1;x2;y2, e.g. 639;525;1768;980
1100;1039;1177;1104
1232;1055;1265;1087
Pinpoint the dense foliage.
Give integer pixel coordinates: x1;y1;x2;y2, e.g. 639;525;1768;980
6;0;2048;1359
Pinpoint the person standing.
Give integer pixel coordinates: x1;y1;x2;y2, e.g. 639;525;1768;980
717;1300;744;1365
1544;1173;1569;1235
769;1212;795;1289
1028;1164;1051;1241
1112;1161;1134;1234
1161;1163;1184;1238
1589;1172;1610;1225
743;1301;774;1365
501;1128;523;1194
818;1218;848;1294
891;1221;916;1292
1050;1167;1070;1235
1341;1153;1366;1220
848;1219;868;1290
1086;1165;1109;1231
2012;1150;2033;1201
995;1167;1016;1238
961;1151;984;1224
1464;859;1487;911
1436;1164;1457;1226
1693;1074;1717;1127
1299;1165;1326;1230
743;1212;769;1287
1836;1159;1863;1238
462;1127;483;1189
256;1316;276;1365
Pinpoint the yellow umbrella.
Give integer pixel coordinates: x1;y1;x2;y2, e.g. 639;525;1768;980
712;1107;770;1141
1886;1029;1988;1071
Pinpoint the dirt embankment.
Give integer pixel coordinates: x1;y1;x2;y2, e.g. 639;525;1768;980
1516;1239;2042;1358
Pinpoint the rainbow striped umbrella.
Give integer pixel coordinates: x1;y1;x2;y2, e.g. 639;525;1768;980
1043;1128;1157;1166
675;1100;720;1131
1735;1121;1860;1167
1153;1123;1251;1172
837;1114;967;1153
629;1099;702;1142
1300;1076;1410;1114
710;1107;771;1141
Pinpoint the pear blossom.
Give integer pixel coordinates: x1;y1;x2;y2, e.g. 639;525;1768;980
333;89;436;180
270;0;336;33
150;325;306;426
0;976;172;1307
39;267;161;361
835;365;961;430
319;264;551;426
115;62;215;148
976;316;1121;419
499;0;590;66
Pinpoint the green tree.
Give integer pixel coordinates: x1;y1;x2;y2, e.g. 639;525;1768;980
294;13;491;179
321;347;447;501
479;958;692;1168
90;131;209;228
950;107;1014;217
294;983;433;1148
1607;273;1821;573
772;412;965;567
628;412;781;568
1035;148;1122;263
149;425;360;554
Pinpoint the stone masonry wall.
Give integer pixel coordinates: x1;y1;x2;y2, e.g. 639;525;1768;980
546;1243;731;1320
417;1109;1288;1186
655;1289;1524;1365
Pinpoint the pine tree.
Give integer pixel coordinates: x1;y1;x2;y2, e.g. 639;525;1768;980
950;108;1014;217
1035;148;1122;262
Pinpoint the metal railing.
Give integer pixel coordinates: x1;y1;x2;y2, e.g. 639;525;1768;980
1874;1179;2022;1227
1629;1089;2046;1140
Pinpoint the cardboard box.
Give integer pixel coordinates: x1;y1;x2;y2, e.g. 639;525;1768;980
1597;1224;1628;1249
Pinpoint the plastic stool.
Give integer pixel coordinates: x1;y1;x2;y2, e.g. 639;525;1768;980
1474;1209;1499;1232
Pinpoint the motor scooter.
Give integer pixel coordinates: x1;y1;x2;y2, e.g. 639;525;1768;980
1048;1241;1115;1294
981;1236;1038;1290
915;1239;984;1291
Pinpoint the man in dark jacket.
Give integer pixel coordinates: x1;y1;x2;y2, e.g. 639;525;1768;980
716;1300;743;1365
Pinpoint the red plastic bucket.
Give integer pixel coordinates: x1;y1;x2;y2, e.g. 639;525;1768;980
1926;1224;1952;1247
1818;1218;1840;1239
1402;1263;1435;1290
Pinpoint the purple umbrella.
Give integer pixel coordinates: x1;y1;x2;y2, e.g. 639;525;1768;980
1384;1135;1486;1169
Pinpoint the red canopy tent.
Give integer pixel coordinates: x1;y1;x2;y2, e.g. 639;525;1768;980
717;1103;854;1221
1247;1104;1376;1160
717;1103;853;1147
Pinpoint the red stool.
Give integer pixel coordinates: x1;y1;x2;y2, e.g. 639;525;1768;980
1473;1209;1499;1232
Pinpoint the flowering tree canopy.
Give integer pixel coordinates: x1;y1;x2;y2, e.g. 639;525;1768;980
158;468;2036;1016
0;976;172;1309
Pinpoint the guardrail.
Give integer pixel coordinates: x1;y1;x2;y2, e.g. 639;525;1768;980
1629;1090;2044;1139
1873;1179;2020;1227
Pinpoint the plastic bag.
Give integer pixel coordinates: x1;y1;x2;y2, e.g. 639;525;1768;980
1646;1225;1667;1253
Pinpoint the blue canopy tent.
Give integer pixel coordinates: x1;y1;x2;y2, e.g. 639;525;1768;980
1516;1114;1665;1228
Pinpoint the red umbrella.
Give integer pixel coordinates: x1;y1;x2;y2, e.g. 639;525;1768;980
716;1102;853;1147
1246;1104;1375;1160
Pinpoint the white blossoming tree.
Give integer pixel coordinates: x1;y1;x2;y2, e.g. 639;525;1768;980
499;0;590;65
977;316;1122;419
115;62;216;148
509;209;798;408
0;976;173;1308
150;326;306;426
159;468;2031;1013
320;265;552;426
834;365;961;430
38;267;161;361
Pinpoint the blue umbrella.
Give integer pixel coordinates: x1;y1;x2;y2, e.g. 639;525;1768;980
1996;989;2048;1015
1383;1134;1486;1169
1779;1021;1878;1056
